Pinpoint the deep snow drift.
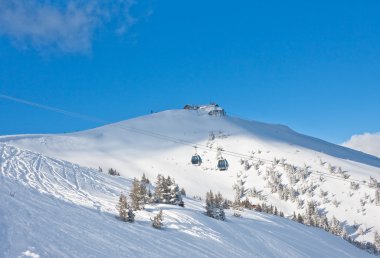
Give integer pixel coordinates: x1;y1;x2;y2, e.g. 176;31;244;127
0;143;374;258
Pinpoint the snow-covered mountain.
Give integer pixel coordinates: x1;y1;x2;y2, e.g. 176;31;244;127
0;143;375;257
1;106;380;256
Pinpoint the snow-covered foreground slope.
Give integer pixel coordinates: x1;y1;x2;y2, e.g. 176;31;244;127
0;143;374;257
1;108;380;245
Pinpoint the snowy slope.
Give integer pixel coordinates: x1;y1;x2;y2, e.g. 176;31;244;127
1;108;380;246
0;143;375;258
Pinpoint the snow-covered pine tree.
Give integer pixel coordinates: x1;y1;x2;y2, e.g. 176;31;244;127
130;178;144;210
369;176;378;188
329;216;343;236
255;204;262;212
154;174;165;203
292;211;297;221
205;190;215;218
205;190;225;220
139;178;148;207
126;207;135;222
319;216;329;231
162;176;172;203
232;171;247;207
108;168;120;176
374;231;380;254
180;187;186;196
375;189;380;206
215;192;226;220
297;213;304;224
141;173;150;185
304;201;318;226
169;181;183;205
116;193;128;221
151;210;164;229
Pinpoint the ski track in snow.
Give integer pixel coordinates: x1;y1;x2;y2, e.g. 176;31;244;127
0;143;377;257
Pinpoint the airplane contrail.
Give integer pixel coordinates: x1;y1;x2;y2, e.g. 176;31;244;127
0;93;105;123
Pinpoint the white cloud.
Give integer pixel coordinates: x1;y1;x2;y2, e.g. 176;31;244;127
0;0;137;53
342;132;380;158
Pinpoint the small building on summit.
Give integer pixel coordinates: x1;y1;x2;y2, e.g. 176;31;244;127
184;103;226;116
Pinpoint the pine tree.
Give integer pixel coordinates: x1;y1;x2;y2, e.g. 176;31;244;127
374;231;380;254
154;174;165;203
329;216;342;236
180;187;186;196
169;182;182;205
233;172;247;207
151;210;164;229
297;213;304;224
130;178;144;210
126;207;135;222
205;190;215;218
116;193;135;222
255;204;262;212
205;190;225;220
319;216;329;231
108;168;120;176
141;173;150;185
292;211;297;221
116;193;128;220
375;189;380;206
215;192;226;220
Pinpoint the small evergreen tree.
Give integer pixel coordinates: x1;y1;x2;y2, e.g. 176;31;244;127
180;187;186;196
108;168;120;176
151;210;164;229
205;190;225;220
329;216;342;236
232;172;247;207
297;213;304;224
255;204;262;212
126;207;135;222
116;193;135;222
141;173;150;185
130;178;145;210
292;211;297;221
116;193;128;220
375;189;380;206
374;231;380;254
169;181;182;205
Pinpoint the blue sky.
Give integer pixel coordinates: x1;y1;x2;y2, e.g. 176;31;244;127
0;0;379;144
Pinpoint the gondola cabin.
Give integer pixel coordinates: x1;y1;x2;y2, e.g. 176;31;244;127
191;154;202;166
217;158;229;171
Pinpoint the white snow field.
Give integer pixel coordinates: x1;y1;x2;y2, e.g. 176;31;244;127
0;143;375;258
1;107;380;256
